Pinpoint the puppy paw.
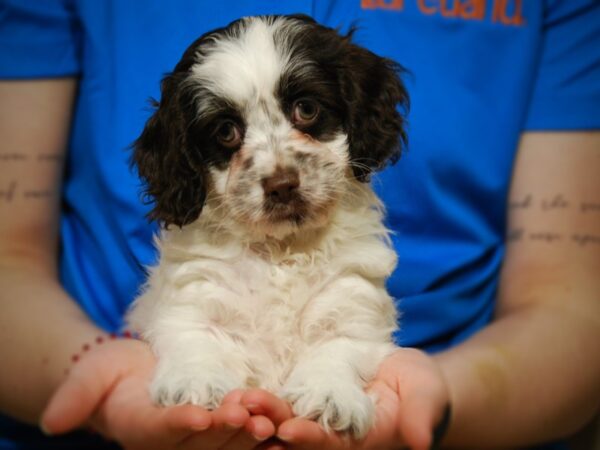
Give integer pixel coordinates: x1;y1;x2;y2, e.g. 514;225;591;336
150;365;240;410
281;378;375;439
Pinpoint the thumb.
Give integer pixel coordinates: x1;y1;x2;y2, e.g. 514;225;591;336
397;395;436;450
40;359;120;435
397;395;451;450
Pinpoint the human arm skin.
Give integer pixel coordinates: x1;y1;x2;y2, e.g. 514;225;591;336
0;80;281;449
0;79;105;421
435;131;600;446
270;132;600;449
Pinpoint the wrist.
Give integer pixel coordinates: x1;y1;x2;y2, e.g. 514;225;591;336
62;329;138;375
40;337;155;437
432;345;513;447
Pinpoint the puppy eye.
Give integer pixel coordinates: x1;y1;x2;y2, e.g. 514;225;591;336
215;121;242;148
292;100;319;126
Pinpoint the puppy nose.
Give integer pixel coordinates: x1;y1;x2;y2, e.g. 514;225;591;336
262;169;300;203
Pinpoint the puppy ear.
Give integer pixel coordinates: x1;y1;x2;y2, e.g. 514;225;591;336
340;41;409;181
133;72;206;228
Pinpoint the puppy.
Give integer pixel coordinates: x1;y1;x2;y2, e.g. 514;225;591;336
128;14;408;438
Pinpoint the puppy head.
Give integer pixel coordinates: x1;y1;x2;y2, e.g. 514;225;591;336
134;15;408;235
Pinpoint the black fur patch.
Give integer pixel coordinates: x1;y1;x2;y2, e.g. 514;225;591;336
132;15;408;228
132;25;246;228
132;68;205;228
276;21;409;181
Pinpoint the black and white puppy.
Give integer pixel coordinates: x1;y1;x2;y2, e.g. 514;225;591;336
129;14;408;438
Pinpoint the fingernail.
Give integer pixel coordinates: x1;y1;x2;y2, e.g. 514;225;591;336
430;404;452;450
39;421;52;436
252;433;269;441
191;421;210;432
224;422;244;431
277;432;293;442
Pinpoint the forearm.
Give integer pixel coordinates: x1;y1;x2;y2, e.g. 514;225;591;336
0;79;101;423
434;132;600;447
435;301;600;447
0;259;104;424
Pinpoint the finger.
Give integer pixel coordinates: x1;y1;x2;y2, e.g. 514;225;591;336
41;360;119;435
222;389;245;405
397;396;439;450
277;417;342;449
386;349;451;450
220;415;275;450
163;403;212;434
241;389;294;426
397;405;430;450
177;402;250;450
211;402;251;429
246;414;276;441
92;405;211;447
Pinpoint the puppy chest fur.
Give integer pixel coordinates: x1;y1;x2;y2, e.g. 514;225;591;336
129;15;408;438
129;184;398;390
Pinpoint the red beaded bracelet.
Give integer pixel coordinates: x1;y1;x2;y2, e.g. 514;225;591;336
65;330;138;374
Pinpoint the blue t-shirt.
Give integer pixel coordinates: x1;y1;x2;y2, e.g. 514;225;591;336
1;0;599;448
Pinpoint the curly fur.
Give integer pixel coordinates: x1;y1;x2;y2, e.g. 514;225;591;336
129;15;408;438
133;15;408;227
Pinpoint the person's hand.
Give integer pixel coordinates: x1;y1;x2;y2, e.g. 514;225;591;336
273;348;451;450
40;338;279;450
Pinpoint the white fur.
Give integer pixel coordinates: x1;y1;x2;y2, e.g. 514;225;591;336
128;182;398;437
128;16;399;439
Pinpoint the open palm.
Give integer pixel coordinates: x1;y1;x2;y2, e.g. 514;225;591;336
271;348;450;450
41;339;276;450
